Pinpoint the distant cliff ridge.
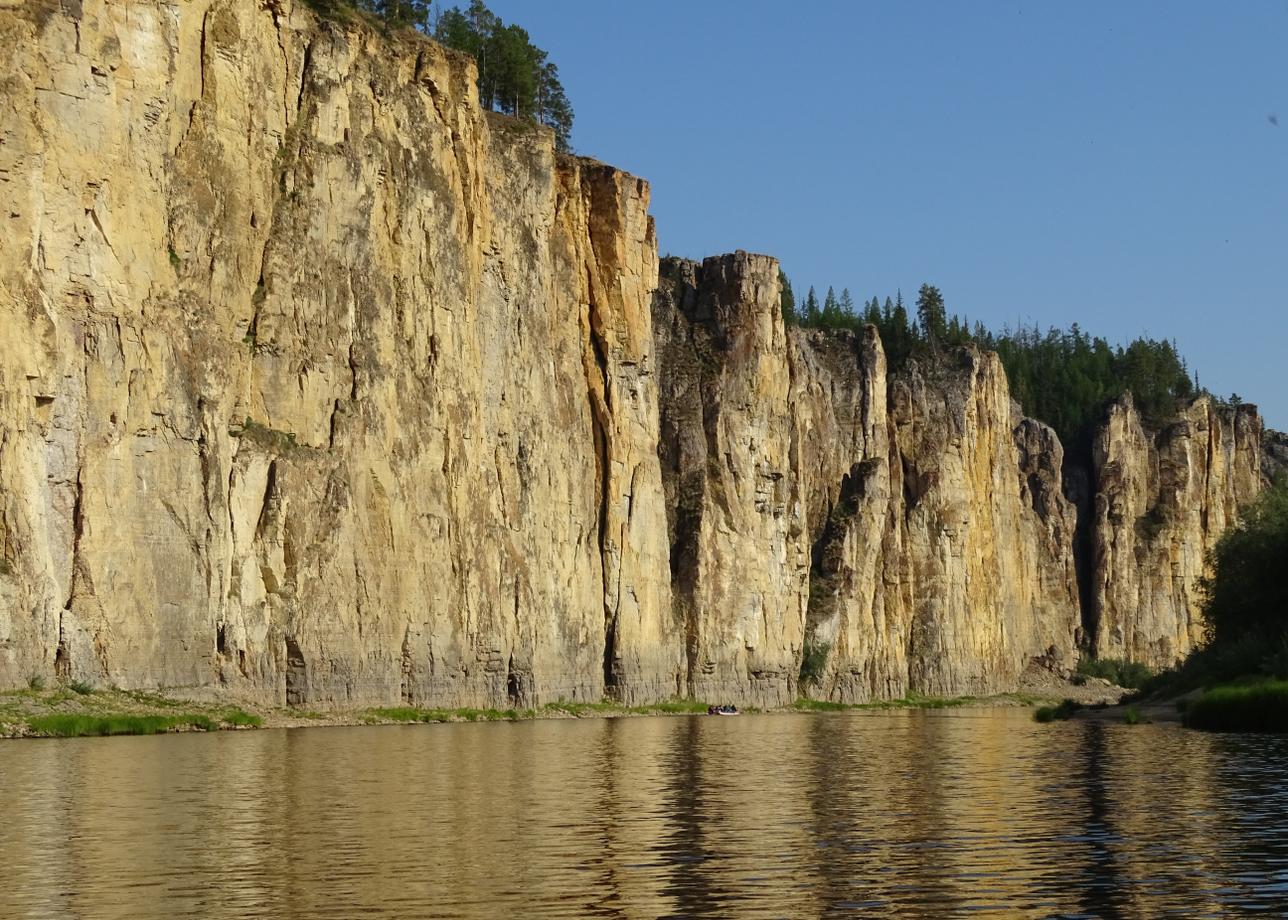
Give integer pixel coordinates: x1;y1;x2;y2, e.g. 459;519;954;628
0;1;1265;705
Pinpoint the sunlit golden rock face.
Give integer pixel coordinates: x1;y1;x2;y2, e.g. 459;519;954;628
1091;396;1262;668
0;1;1261;705
0;0;682;705
655;256;1085;704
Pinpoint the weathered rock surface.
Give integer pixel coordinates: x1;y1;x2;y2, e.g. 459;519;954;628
0;0;683;705
1264;429;1288;486
653;254;805;706
652;256;1081;703
0;0;1268;705
1090;396;1263;667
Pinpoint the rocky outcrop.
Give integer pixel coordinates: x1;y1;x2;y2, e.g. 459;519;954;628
652;256;1081;703
0;0;683;705
1090;396;1263;667
0;1;1267;705
803;347;1082;699
653;254;805;706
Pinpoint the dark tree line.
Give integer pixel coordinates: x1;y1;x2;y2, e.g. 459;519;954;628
304;0;574;150
780;273;1202;452
1202;480;1288;651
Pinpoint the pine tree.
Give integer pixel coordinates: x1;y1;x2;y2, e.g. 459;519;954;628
779;269;796;325
803;287;820;326
433;1;574;150
916;283;947;349
839;288;855;321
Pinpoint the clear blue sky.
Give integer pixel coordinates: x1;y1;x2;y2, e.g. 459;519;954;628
485;1;1287;429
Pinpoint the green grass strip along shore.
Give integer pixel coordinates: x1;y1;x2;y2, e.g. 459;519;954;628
25;709;263;738
1183;680;1288;733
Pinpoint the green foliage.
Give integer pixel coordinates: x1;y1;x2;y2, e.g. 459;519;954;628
916;283;947;348
1076;657;1154;690
26;675;44;692
992;326;1194;456
798;640;830;688
167;246;181;269
27;713;218;737
791;694;976;712
778;269;796;325
231;418;299;453
1121;706;1147;725
1034;699;1081;722
793;698;848;712
777;267;1201;456
433;2;573;150
1201;481;1288;649
299;1;573;149
68;679;94;696
222;709;264;728
1184;680;1288;733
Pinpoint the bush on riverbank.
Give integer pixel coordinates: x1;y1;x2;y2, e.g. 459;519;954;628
1033;699;1080;722
26;713;219;737
1183;680;1288;733
1077;657;1153;690
793;694;977;712
1127;482;1288;722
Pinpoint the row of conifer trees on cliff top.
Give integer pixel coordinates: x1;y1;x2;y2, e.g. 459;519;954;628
778;271;1221;458
304;0;574;150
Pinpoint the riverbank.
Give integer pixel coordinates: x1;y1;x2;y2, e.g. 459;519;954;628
0;674;1125;739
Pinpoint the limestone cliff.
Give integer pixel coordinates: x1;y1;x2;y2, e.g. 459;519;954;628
0;0;683;704
0;0;1267;706
652;255;1080;703
1090;396;1263;667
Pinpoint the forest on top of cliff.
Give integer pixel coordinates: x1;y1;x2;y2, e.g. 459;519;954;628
302;0;574;149
779;275;1212;457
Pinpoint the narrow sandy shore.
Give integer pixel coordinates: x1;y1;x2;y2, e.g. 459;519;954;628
1;672;1126;740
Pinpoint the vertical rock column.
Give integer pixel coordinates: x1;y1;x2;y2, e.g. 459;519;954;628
653;253;805;707
1091;396;1263;667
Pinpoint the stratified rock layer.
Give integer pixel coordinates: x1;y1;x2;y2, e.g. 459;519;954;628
0;0;1267;704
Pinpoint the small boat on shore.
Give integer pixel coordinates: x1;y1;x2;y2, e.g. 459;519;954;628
707;704;740;716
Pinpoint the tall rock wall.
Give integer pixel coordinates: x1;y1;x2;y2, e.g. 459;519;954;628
0;1;1268;705
0;0;683;705
653;255;806;706
1091;396;1263;667
652;256;1081;703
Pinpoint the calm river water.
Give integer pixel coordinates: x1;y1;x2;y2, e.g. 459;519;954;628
2;708;1287;918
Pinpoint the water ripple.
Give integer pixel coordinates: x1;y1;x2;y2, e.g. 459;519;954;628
3;710;1288;917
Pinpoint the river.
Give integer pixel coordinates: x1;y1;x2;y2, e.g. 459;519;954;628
2;708;1286;918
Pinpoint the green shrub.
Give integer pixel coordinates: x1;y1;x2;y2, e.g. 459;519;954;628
798;640;830;688
793;698;849;712
222;709;263;728
26;713;218;737
1077;657;1153;689
1034;699;1081;723
647;699;710;714
1121;706;1147;725
26;675;45;691
1184;680;1288;733
1202;482;1288;648
68;680;94;695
